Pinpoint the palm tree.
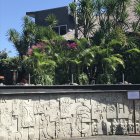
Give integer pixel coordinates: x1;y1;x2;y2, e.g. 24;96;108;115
132;0;140;31
7;29;21;56
69;0;97;40
45;14;58;28
7;16;36;58
92;45;124;84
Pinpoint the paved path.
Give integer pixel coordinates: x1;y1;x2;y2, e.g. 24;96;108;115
60;135;140;140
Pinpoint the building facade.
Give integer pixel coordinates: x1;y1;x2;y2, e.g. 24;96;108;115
26;0;137;40
26;6;75;36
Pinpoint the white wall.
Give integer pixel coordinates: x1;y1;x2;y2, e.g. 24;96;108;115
0;92;140;139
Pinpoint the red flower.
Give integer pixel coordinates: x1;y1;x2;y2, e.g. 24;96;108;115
27;42;45;56
27;48;33;56
67;42;78;49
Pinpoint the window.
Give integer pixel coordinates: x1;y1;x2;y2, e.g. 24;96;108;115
53;25;67;35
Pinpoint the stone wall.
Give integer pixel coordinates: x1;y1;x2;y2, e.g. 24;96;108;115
0;87;140;139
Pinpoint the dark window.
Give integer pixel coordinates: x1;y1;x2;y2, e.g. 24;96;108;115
53;25;67;35
60;25;67;35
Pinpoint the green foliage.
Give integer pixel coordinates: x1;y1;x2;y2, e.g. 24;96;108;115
0;55;22;84
23;46;56;85
4;0;140;84
109;28;127;46
36;26;58;41
69;2;77;16
79;73;89;85
69;0;97;39
97;73;115;84
45;14;58;28
0;50;7;59
132;0;140;31
8;29;20;44
135;1;140;16
123;47;140;83
7;16;36;57
7;16;58;58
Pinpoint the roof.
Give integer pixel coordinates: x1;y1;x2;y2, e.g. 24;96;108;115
26;6;68;18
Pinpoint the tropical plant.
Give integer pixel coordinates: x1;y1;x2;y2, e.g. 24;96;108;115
45;14;58;28
8;16;58;57
90;45;125;84
79;73;89;85
123;48;140;83
5;0;140;85
0;55;22;84
132;0;140;31
24;43;56;85
69;0;97;40
7;16;36;58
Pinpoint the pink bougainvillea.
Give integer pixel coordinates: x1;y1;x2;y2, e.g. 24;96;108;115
27;42;45;56
27;48;33;56
66;42;78;49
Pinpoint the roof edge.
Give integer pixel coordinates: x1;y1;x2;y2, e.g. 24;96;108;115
26;6;68;15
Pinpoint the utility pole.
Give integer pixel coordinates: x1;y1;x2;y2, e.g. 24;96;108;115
74;0;78;39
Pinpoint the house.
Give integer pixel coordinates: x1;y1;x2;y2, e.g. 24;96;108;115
26;1;137;39
26;6;75;36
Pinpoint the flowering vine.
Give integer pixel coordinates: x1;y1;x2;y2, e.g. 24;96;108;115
66;41;78;49
27;42;45;56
